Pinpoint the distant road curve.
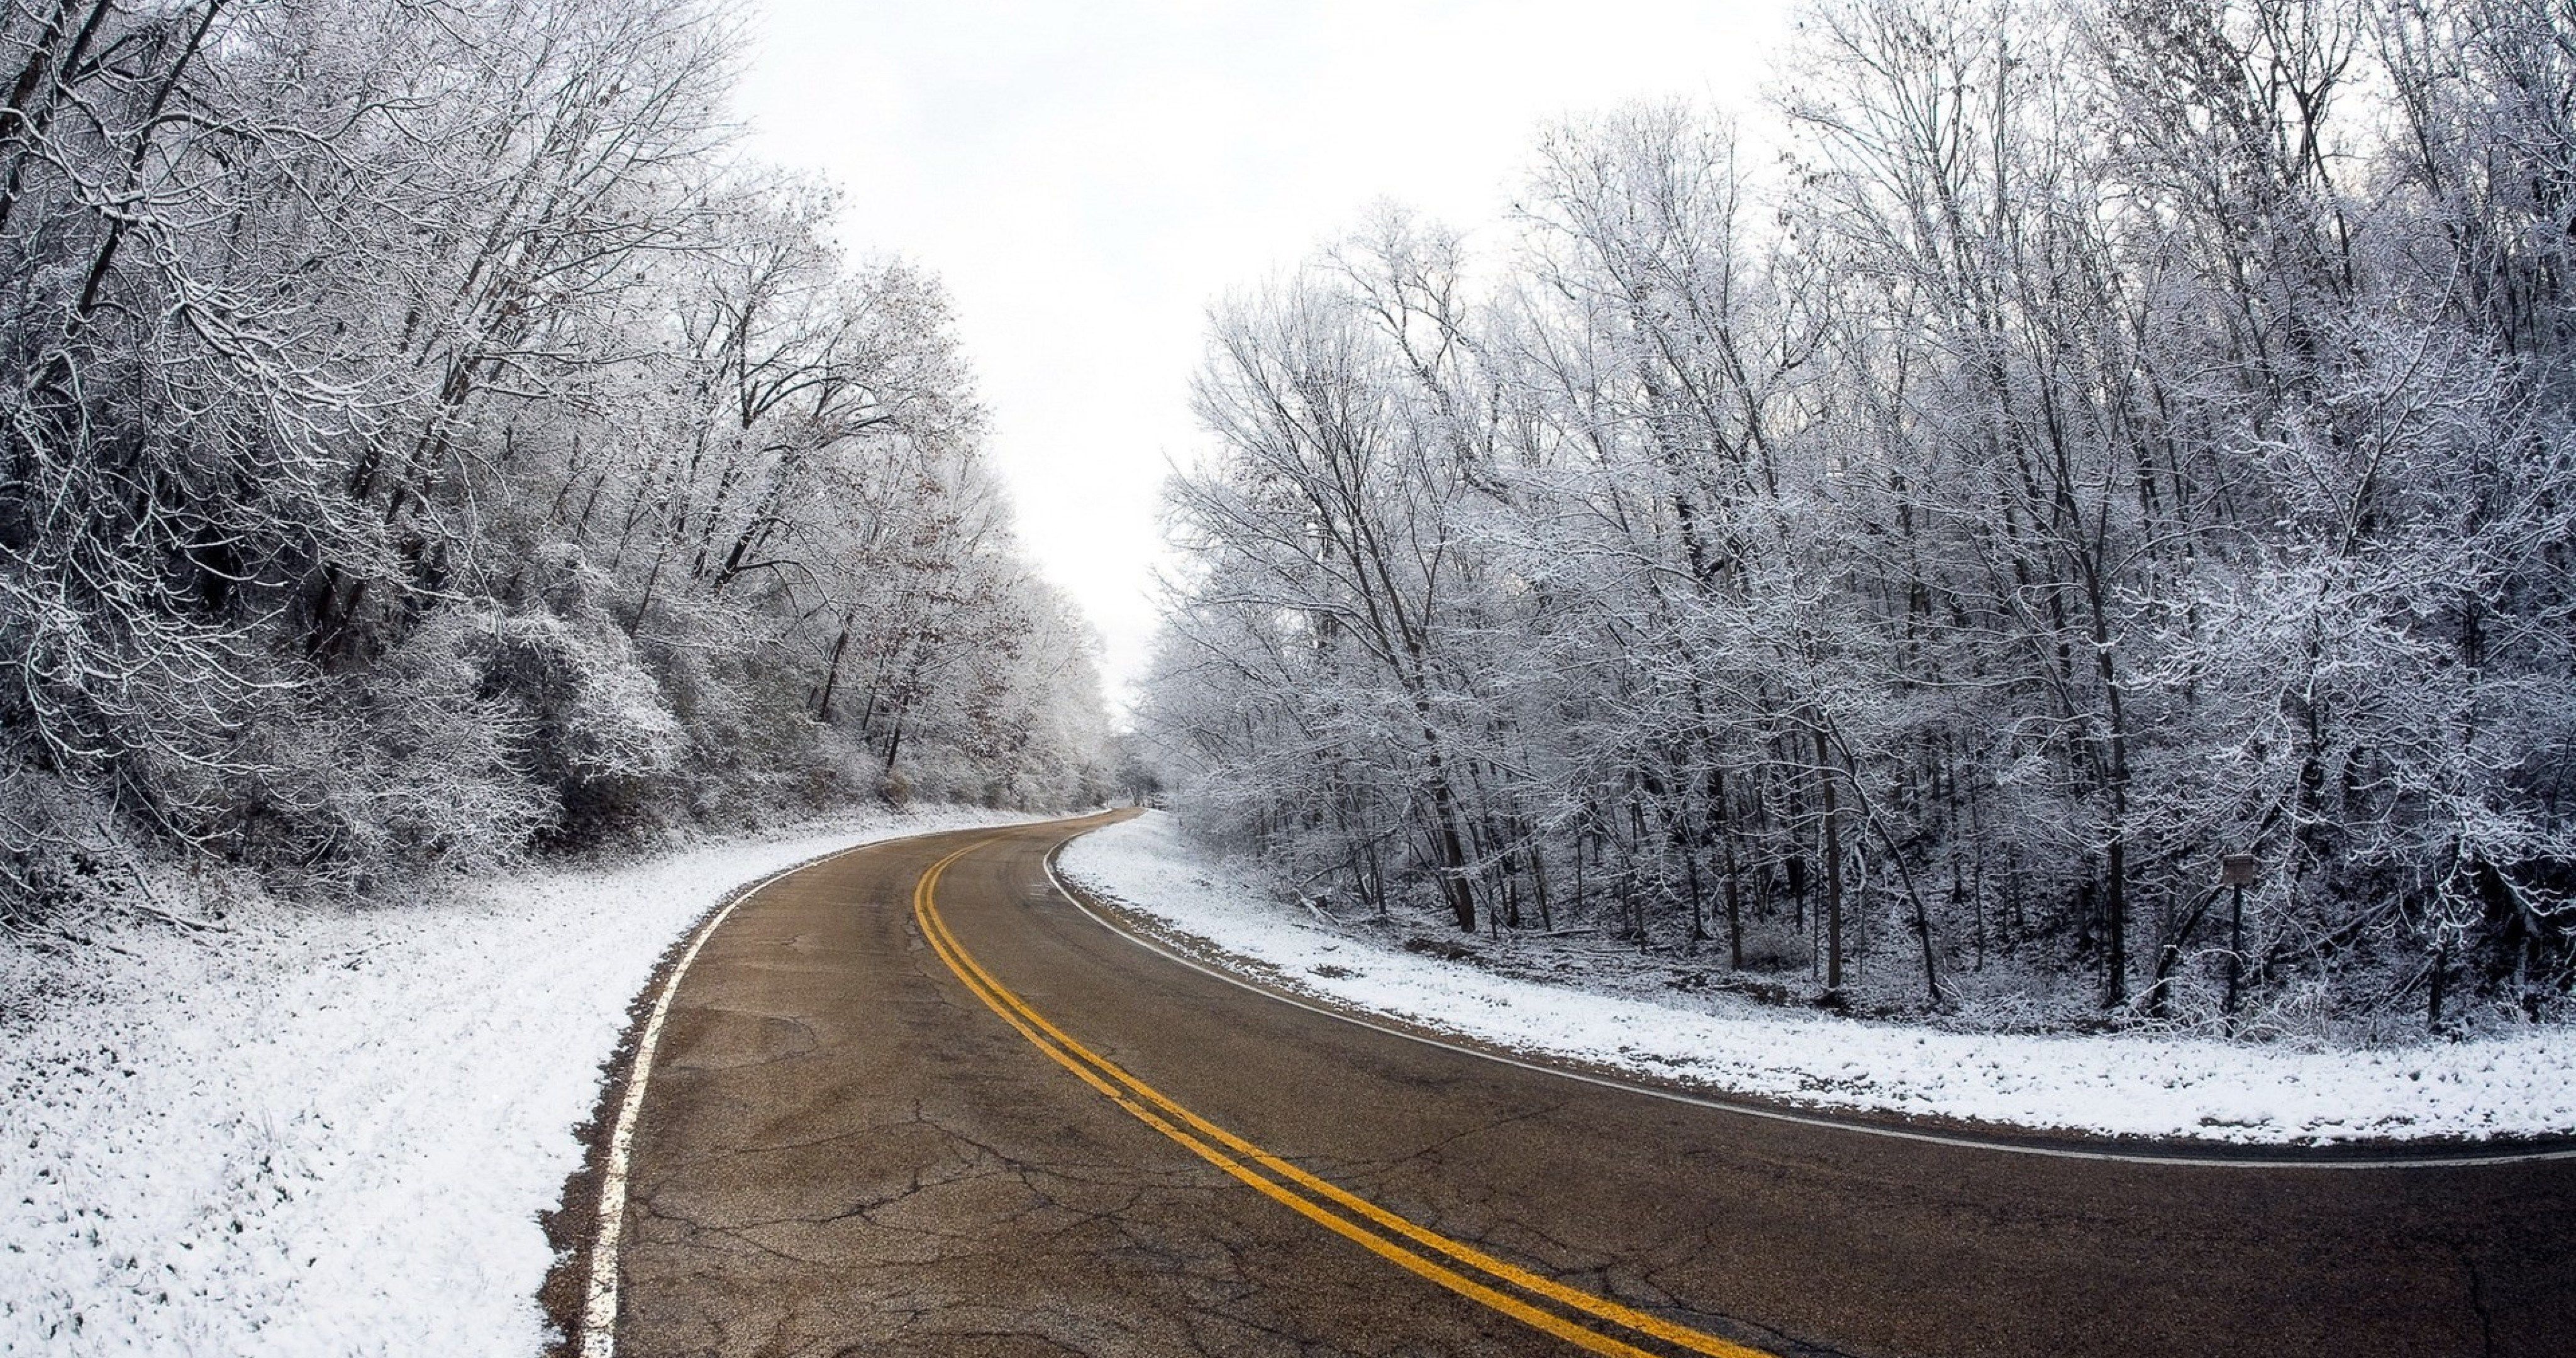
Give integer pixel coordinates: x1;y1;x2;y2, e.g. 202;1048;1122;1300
582;812;2575;1357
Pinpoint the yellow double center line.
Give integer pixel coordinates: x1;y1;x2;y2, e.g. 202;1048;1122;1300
912;840;1768;1358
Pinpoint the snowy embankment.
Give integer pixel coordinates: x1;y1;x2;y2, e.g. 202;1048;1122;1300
0;805;1041;1357
1058;812;2576;1145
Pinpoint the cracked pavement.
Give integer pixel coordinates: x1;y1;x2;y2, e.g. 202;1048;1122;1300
604;815;2575;1357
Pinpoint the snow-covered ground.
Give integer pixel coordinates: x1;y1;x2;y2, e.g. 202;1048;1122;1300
1057;812;2576;1145
0;805;1043;1357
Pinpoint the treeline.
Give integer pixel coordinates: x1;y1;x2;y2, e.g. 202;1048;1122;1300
1146;0;2576;1034
0;0;1111;917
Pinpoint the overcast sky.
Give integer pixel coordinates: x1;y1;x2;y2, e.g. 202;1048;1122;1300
733;1;1794;712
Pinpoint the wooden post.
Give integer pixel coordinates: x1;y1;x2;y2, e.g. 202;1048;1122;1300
2221;853;2257;1026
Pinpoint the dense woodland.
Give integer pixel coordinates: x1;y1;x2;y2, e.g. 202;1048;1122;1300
0;0;1114;919
1146;0;2576;1035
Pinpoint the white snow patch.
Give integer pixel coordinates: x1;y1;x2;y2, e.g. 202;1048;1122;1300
0;805;1043;1357
1058;812;2576;1145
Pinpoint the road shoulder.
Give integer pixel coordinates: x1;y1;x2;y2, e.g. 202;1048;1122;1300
1051;813;2576;1161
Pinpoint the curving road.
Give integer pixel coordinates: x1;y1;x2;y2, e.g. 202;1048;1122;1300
586;814;2575;1357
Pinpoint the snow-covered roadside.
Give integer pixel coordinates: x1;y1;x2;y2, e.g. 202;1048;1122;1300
0;805;1046;1357
1058;812;2576;1145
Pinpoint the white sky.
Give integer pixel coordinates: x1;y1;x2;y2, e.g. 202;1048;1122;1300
733;1;1795;712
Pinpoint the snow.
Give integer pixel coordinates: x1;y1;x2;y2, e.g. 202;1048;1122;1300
1057;812;2576;1145
0;805;1044;1357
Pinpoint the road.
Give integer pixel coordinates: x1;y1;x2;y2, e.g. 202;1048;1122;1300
584;814;2575;1357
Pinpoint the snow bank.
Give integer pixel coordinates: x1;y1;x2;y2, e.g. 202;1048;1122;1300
1057;812;2576;1145
0;806;1041;1357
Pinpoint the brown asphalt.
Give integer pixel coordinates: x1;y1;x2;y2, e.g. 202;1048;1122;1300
602;813;2576;1357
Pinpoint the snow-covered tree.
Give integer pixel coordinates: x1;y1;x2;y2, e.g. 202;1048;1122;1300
0;0;1110;920
1143;0;2576;1035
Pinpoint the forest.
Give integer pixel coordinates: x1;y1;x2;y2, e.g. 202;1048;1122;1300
1144;0;2576;1036
0;0;1115;920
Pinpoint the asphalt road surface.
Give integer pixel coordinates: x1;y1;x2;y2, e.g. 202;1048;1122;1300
592;814;2575;1357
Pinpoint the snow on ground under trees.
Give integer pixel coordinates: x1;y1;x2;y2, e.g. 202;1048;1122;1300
0;806;1041;1358
1058;813;2576;1145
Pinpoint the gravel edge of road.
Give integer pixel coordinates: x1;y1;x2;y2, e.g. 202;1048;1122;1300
531;824;982;1357
532;845;804;1358
535;812;1097;1356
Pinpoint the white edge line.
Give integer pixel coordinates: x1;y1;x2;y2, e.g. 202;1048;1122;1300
1038;834;2576;1172
575;819;1026;1358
